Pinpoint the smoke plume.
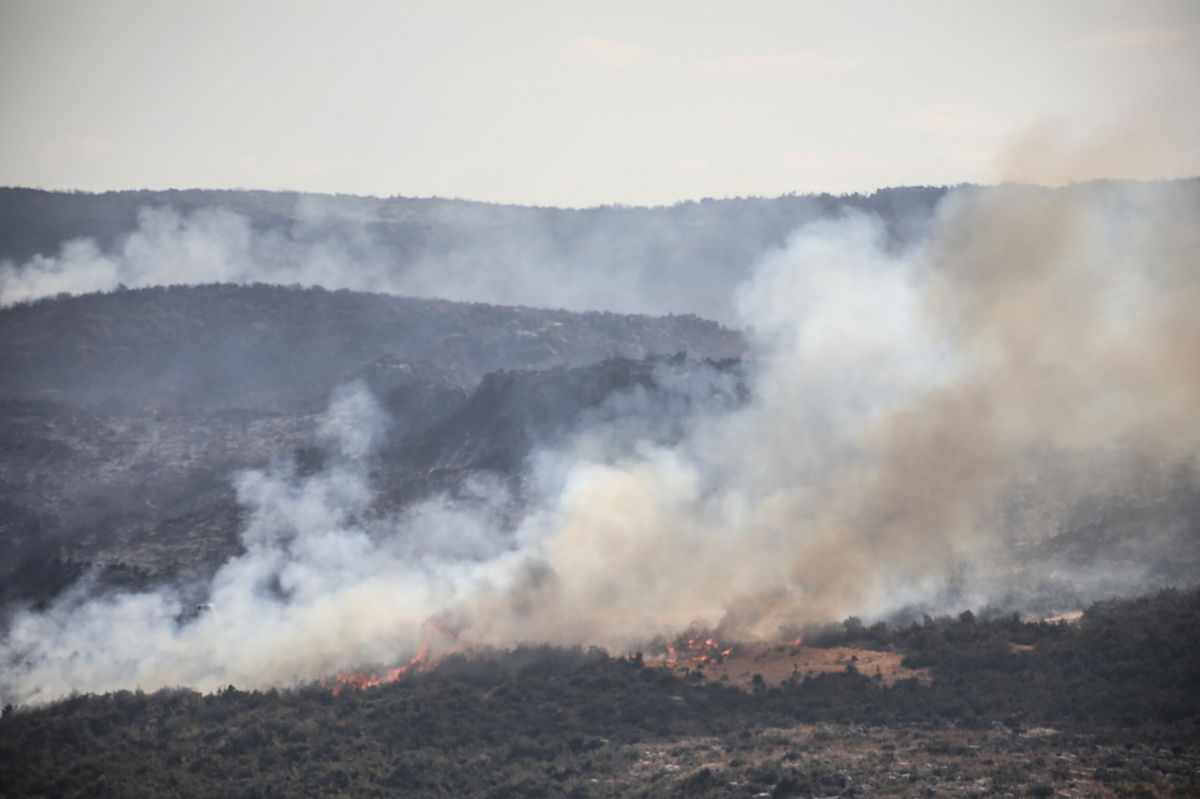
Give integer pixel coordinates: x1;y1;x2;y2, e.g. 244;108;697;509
2;179;1198;704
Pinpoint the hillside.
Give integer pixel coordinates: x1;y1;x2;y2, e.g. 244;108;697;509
2;587;1197;798
0;284;743;607
0;353;745;599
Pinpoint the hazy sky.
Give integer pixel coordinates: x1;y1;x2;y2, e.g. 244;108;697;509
1;0;1196;207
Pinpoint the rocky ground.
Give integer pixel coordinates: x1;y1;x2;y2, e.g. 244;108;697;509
619;723;1200;798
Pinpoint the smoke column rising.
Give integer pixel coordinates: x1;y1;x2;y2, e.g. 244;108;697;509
1;179;1198;704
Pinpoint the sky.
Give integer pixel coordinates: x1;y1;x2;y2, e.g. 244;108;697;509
0;0;1196;207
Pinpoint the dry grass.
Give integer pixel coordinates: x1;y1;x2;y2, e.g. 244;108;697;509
651;642;931;688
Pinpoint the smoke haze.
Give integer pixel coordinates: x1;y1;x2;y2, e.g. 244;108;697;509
2;179;1199;704
0;190;935;324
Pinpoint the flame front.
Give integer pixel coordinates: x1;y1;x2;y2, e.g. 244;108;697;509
663;626;735;664
326;617;456;695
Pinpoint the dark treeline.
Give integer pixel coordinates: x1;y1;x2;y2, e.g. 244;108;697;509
2;586;1197;798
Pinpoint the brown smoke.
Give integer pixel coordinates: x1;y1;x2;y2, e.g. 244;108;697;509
993;87;1200;186
824;179;1200;616
431;174;1200;657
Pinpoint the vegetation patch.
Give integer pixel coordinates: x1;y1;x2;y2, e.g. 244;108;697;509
2;586;1198;797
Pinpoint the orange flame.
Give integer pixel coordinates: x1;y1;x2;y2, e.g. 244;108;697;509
662;626;736;665
326;617;458;695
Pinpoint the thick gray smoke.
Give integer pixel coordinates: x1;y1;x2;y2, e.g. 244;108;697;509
2;179;1198;704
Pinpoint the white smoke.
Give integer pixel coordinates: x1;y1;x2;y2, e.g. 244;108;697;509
1;384;407;699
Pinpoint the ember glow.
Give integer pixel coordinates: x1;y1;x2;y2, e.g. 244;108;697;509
327;647;433;696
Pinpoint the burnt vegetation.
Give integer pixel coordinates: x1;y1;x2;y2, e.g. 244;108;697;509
2;587;1198;798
